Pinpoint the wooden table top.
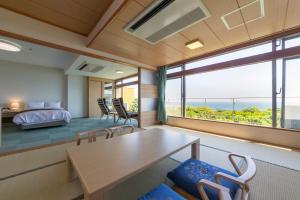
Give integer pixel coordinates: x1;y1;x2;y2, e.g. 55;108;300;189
66;128;199;195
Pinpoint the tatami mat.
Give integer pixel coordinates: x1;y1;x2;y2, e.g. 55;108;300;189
149;125;300;171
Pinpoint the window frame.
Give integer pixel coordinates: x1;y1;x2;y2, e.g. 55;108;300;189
165;34;300;131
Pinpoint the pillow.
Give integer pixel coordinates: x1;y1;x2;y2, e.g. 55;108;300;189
44;101;62;109
27;101;44;110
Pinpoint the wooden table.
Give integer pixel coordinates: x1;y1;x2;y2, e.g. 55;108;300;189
66;128;200;200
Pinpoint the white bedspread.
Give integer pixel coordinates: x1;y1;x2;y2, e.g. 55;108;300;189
13;109;72;125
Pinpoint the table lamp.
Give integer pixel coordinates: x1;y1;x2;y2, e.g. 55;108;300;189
10;101;20;111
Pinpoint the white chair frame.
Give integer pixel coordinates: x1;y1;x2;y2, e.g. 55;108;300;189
198;153;256;200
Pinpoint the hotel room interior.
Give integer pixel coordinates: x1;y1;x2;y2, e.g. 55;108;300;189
0;0;300;199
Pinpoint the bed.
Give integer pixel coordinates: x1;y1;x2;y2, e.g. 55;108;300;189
13;101;72;130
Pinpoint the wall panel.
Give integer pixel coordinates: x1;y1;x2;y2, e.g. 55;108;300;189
167;116;300;149
88;78;102;117
138;68;158;127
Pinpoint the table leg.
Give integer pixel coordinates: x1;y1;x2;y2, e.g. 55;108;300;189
191;139;200;160
66;156;76;182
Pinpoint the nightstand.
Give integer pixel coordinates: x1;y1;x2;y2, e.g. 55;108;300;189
1;110;21;125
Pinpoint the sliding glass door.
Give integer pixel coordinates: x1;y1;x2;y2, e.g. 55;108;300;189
280;57;300;129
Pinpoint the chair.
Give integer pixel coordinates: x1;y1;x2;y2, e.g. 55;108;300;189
76;129;107;145
167;153;256;200
112;98;138;125
97;98;114;120
105;125;134;139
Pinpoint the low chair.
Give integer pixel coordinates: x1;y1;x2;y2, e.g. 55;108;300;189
112;98;138;125
167;153;256;200
105;125;134;139
76;130;97;145
97;98;114;120
139;153;256;200
76;129;107;145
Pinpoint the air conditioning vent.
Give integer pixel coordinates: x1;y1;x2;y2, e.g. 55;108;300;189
77;62;104;73
124;0;210;44
129;0;175;31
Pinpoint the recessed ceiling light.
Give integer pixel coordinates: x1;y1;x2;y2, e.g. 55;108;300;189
116;70;124;74
186;39;203;50
0;39;21;52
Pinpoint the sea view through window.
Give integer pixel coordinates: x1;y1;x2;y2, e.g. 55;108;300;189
166;36;300;130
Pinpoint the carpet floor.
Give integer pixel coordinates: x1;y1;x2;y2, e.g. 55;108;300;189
0;117;138;153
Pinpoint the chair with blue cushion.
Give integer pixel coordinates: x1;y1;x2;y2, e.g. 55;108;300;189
167;153;256;200
138;183;185;200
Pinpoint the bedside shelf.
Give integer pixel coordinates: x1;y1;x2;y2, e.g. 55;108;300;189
1;110;21;125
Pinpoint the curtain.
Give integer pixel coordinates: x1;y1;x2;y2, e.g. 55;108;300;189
157;66;167;123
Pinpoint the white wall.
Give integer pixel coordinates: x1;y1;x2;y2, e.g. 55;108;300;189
0;60;67;106
67;75;88;118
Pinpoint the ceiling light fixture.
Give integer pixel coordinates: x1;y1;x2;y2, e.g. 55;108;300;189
0;39;22;52
186;39;203;50
116;70;124;74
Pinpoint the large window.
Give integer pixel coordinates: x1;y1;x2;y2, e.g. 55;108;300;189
166;34;300;130
115;75;138;112
185;62;272;126
166;78;182;117
103;82;113;108
278;57;300;129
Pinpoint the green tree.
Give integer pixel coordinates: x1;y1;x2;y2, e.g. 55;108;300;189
129;99;138;112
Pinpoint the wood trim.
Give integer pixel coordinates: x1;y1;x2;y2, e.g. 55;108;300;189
88;0;116;34
138;68;141;128
89;77;114;82
0;5;87;36
115;81;138;88
163;25;300;68
87;0;129;47
0;29;139;68
115;73;138;82
168;45;300;78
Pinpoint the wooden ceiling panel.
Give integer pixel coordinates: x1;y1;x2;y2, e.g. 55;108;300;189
104;19;185;60
90;31;175;66
0;0;113;35
162;34;205;58
135;0;154;7
284;0;300;29
202;0;250;46
116;0;144;23
71;0;114;13
30;0;102;25
224;11;244;28
180;22;224;53
240;0;288;39
87;0;299;67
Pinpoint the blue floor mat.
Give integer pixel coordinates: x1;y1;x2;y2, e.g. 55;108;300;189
0;117;138;153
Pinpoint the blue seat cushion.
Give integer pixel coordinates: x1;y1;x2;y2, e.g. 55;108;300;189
138;183;185;200
167;158;239;200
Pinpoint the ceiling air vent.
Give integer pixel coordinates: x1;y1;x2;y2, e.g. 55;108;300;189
77;62;104;73
124;0;210;44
